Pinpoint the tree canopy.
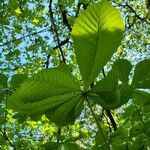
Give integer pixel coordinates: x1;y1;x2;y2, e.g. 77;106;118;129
0;0;150;149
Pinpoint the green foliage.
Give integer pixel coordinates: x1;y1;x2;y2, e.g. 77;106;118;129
7;0;125;125
41;142;82;150
0;74;8;88
0;0;150;149
112;59;132;84
132;59;150;89
10;74;28;89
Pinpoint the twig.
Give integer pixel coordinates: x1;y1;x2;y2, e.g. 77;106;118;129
114;2;148;23
0;27;51;47
75;2;89;17
125;3;144;21
45;54;50;68
53;38;69;50
1;130;16;150
57;128;61;143
59;4;72;31
105;110;117;131
49;0;66;64
45;38;70;68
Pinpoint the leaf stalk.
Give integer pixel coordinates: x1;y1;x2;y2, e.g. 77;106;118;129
86;97;110;150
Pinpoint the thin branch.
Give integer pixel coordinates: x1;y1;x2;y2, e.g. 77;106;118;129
45;38;70;68
59;4;72;31
45;54;50;68
102;68;106;77
75;3;82;17
53;38;69;50
1;130;16;150
0;27;51;47
49;0;66;64
114;2;148;23
75;2;89;17
125;3;144;21
86;96;110;150
105;110;117;131
57;127;61;143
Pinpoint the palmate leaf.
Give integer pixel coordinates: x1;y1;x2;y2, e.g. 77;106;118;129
7;66;83;125
71;0;124;90
132;59;150;89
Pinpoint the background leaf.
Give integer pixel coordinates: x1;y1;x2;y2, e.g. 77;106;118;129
0;74;8;88
133;90;150;112
10;74;28;89
132;59;150;89
112;59;132;83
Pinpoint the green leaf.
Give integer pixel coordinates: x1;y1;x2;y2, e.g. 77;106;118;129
112;59;132;83
41;142;82;150
118;83;133;106
90;68;133;109
71;0;124;90
133;90;150;106
90;70;120;109
92;131;109;150
0;74;8;88
111;143;128;150
7;66;83;125
132;59;150;89
10;74;28;89
41;142;59;150
91;70;118;92
46;95;84;125
63;142;82;150
110;126;128;145
128;134;147;150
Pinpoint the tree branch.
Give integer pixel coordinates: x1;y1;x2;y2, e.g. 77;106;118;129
49;0;66;64
59;4;72;31
105;110;117;131
114;2;148;23
45;38;70;68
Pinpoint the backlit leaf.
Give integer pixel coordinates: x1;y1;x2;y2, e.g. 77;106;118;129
71;0;124;90
7;66;82;125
